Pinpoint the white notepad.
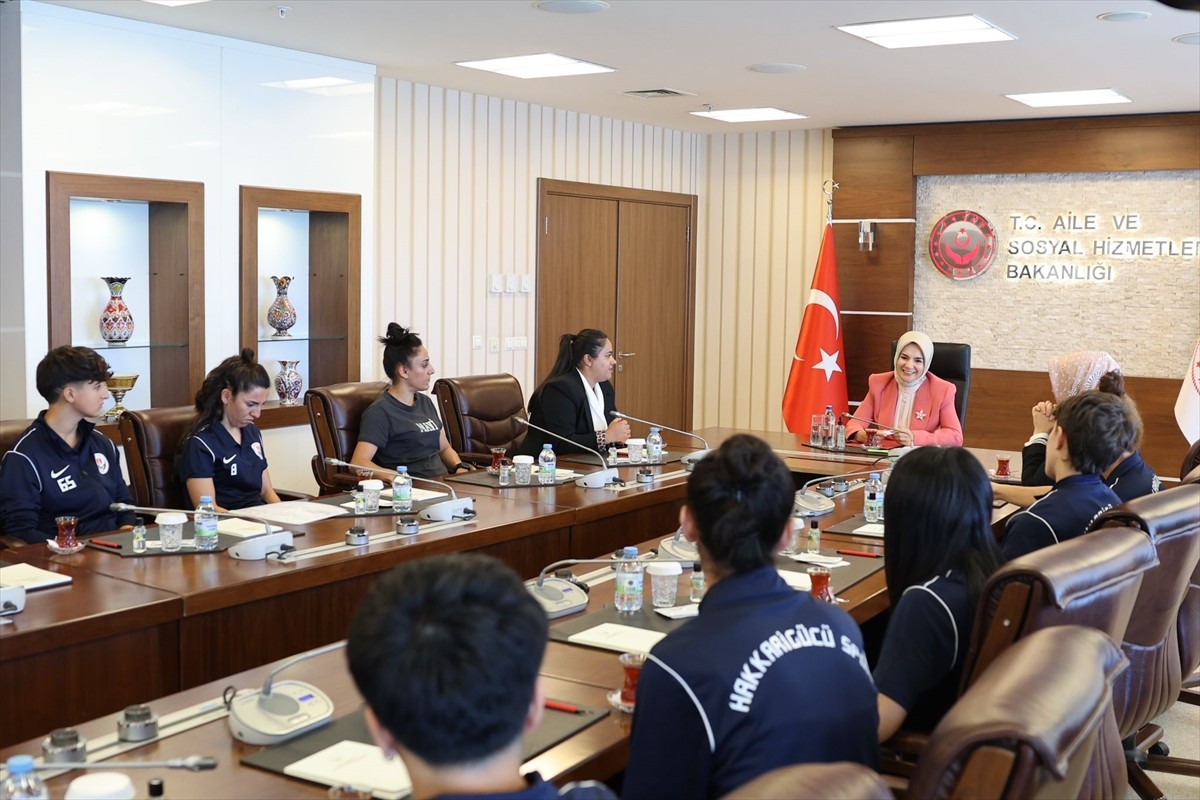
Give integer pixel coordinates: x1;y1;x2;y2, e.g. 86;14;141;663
0;563;72;590
567;622;666;654
216;518;283;538
380;488;447;501
776;569;813;592
852;522;885;537
283;740;412;800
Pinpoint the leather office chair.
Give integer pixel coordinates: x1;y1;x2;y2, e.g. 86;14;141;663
305;381;388;494
723;762;892;800
1180;438;1200;481
0;418;35;549
119;406;196;509
1091;484;1200;800
889;340;971;428
433;374;528;466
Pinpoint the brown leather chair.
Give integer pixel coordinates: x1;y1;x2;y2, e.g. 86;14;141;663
1181;439;1200;481
0;418;36;548
1091;484;1200;800
305;381;388;494
119;406;196;509
906;626;1127;800
433;374;527;466
723;762;892;800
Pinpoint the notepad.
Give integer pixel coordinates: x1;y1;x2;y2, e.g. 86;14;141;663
852;522;885;537
216;518;283;538
283;740;412;800
654;604;699;620
235;501;346;525
0;563;72;590
776;569;812;592
567;622;666;654
380;488;448;501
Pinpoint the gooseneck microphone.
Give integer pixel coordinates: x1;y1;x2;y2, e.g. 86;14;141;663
227;641;346;745
794;467;883;517
33;756;218;771
514;418;622;489
608;410;712;464
527;554;695;618
109;503;292;560
322;458;476;522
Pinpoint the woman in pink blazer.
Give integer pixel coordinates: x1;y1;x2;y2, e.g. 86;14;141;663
845;331;963;447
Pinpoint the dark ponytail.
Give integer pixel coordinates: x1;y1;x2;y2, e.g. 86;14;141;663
183;349;270;445
546;328;609;379
379;323;424;382
685;434;795;573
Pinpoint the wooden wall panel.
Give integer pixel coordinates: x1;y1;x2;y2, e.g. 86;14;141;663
841;314;913;402
835;223;915;313
829;136;915;219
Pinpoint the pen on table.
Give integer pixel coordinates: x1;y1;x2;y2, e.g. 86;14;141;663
91;539;121;550
837;549;880;559
544;699;580;714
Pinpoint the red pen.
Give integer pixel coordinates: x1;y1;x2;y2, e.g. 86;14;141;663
544;699;580;714
837;549;880;559
91;539;121;549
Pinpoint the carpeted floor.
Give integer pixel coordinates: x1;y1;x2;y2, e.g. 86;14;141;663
1128;690;1200;800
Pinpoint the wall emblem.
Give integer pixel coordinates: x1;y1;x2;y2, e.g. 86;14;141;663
929;210;997;280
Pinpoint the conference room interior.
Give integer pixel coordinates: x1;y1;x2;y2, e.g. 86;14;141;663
2;1;1199;798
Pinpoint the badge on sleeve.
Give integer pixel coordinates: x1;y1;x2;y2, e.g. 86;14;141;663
94;452;110;474
251;442;264;460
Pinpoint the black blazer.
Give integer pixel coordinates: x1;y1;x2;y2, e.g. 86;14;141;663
517;372;617;457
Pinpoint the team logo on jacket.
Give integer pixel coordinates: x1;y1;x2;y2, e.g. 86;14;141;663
929;210;996;280
94;453;110;474
251;442;264;460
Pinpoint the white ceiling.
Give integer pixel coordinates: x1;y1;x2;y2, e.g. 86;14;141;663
42;0;1200;133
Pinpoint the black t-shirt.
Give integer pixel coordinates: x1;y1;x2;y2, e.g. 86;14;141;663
357;391;447;478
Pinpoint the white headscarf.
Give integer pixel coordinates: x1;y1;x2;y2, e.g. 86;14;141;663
894;331;934;389
1048;351;1121;403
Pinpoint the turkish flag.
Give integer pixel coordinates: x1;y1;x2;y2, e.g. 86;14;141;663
782;224;848;433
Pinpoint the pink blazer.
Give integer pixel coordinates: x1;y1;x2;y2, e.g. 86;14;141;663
845;372;963;447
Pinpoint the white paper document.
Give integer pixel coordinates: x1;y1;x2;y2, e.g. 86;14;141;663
654;604;700;620
381;488;448;501
0;563;72;590
789;553;849;568
852;522;885;537
567;622;666;654
233;501;346;525
216;518;283;538
283;740;412;800
777;569;813;592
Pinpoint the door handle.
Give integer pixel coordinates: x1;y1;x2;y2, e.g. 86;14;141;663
617;352;637;358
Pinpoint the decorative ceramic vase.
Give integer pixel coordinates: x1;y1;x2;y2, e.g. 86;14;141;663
99;277;135;346
267;276;297;337
275;360;303;406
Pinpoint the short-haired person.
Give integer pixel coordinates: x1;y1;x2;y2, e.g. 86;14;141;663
0;346;137;542
622;435;879;799
351;324;472;480
177;349;281;511
346;554;616;800
873;447;1004;741
1002;391;1125;560
844;331;963;448
514;329;630;458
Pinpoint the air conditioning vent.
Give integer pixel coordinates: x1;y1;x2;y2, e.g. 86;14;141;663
624;88;696;99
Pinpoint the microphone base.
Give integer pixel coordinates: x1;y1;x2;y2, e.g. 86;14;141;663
526;576;589;618
658;536;699;562
576;468;621;489
419;497;476;522
681;449;711;472
227;680;334;745
888;445;916;458
793;490;836;517
228;531;294;560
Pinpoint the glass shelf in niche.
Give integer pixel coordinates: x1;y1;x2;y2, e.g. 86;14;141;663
75;340;189;351
257;335;348;344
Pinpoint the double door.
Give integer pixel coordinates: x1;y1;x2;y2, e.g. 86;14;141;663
535;179;697;432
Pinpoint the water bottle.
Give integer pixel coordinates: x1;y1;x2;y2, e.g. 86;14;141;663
864;472;883;523
834;422;846;451
1;755;48;799
614;546;644;613
806;518;821;554
392;466;412;513
878;469;889;521
194;495;219;551
690;562;705;602
647;427;664;464
538;444;556;485
131;523;147;554
822;404;837;448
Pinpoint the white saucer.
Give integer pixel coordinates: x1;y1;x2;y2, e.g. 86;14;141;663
46;539;86;555
606;689;636;714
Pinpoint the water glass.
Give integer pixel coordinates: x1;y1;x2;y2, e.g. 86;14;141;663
626;438;646;463
359;479;383;512
513;455;534;485
810;414;822;446
156;512;187;553
646;562;682;607
55;516;78;549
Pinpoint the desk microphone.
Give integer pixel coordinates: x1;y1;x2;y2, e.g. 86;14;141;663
32;756;218;771
227;641;345;745
513;418;621;489
608;411;712;465
109;503;293;561
322;458;476;522
795;468;882;517
528;555;694;618
658;526;699;561
840;412;914;447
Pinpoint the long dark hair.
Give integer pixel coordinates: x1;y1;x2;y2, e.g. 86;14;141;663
686;434;795;574
379;323;423;383
883;447;1003;610
182;348;270;444
545;328;609;380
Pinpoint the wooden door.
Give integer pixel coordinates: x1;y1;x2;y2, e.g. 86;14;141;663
615;201;691;429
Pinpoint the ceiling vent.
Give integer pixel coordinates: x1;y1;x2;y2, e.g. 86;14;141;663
624;88;696;99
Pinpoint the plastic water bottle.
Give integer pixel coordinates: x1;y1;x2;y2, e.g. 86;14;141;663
392;466;412;513
878;469;889;521
864;472;883;523
822;404;837;448
690;562;705;602
1;755;49;799
834;422;846;451
194;495;219;551
806;518;822;554
647;427;664;464
538;444;556;485
614;546;644;612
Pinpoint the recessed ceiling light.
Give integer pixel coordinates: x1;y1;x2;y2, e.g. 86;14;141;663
1174;33;1200;45
456;53;614;79
690;107;808;123
837;14;1015;49
534;0;610;13
140;0;211;6
1005;88;1132;107
747;63;807;74
1097;11;1151;22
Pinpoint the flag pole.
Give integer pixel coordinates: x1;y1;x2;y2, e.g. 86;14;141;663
822;179;838;225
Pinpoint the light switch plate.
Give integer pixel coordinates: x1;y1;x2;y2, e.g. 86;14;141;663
472;335;482;350
490;274;504;293
520;275;533;293
505;275;519;293
488;337;499;353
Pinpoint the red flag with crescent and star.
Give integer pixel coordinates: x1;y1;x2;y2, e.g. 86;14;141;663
782;224;848;433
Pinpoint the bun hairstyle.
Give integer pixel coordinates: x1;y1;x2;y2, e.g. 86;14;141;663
1095;370;1143;451
1097;370;1125;396
685;434;795;573
379;323;424;382
1054;390;1133;475
547;328;609;379
183;348;270;444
